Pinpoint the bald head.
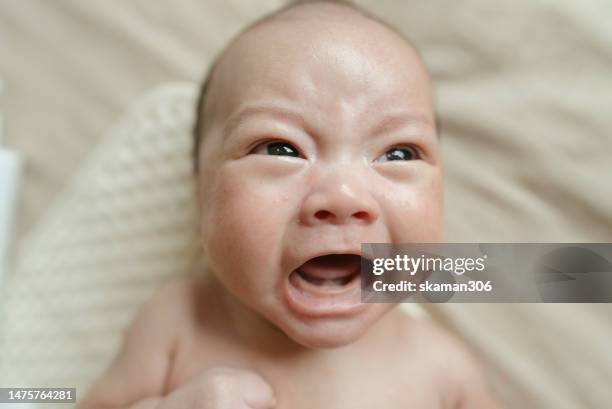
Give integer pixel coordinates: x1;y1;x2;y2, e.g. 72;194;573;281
193;0;434;172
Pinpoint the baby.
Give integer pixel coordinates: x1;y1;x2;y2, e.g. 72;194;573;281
79;1;502;408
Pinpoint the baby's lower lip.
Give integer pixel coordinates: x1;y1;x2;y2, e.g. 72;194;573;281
283;268;365;317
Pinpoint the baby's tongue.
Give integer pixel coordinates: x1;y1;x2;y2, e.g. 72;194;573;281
297;254;360;280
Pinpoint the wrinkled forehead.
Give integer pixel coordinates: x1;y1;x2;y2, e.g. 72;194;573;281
205;7;435;130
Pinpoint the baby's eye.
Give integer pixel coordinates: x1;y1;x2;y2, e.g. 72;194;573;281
376;146;419;162
251;141;301;157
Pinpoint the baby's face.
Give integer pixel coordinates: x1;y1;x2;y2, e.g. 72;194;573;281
197;5;443;348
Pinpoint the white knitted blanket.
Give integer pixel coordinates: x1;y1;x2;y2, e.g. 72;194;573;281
0;83;203;403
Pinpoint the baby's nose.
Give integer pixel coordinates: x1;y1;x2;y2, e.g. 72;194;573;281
299;169;380;226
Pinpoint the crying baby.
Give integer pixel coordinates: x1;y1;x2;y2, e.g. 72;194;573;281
79;1;502;408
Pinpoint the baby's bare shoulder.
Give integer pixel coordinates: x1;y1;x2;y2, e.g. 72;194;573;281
78;276;198;409
121;275;199;361
392;310;501;408
144;274;203;327
392;309;459;352
394;310;469;359
146;275;194;310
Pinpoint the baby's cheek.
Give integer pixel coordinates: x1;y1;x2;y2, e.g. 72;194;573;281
200;169;292;288
384;175;444;242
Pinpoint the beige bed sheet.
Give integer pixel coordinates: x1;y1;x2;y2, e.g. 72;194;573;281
1;1;611;408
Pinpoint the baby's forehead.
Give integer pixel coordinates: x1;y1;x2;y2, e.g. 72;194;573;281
227;2;419;67
194;2;436;151
209;11;430;114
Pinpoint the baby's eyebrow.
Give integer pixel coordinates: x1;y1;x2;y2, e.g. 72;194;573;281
223;104;305;137
369;112;436;138
223;104;436;139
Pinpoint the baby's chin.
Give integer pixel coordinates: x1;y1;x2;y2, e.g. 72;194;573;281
275;304;395;349
287;326;363;349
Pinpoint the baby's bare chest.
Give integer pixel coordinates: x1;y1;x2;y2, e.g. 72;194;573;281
270;371;444;409
167;332;446;409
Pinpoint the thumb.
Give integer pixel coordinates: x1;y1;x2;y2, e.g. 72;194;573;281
238;371;277;409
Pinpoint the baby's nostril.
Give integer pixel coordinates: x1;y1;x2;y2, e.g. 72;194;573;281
315;210;332;220
353;211;369;220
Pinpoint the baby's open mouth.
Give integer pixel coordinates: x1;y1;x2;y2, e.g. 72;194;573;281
293;254;361;288
285;253;367;316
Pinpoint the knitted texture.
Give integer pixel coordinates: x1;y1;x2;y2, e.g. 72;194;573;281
0;83;203;401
